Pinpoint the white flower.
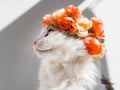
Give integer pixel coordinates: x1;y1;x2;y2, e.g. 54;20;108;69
52;8;65;19
76;31;88;37
76;17;92;31
76;23;84;32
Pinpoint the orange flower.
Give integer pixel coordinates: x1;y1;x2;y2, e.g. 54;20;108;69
43;14;54;26
65;5;83;19
91;17;104;38
83;37;102;55
57;16;76;34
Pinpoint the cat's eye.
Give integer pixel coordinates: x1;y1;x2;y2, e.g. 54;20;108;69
45;29;54;36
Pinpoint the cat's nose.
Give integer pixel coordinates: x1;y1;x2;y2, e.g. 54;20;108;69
33;40;38;45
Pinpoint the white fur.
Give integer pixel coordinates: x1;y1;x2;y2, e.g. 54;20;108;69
34;29;103;90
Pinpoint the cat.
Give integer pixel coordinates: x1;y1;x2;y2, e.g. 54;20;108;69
33;24;113;90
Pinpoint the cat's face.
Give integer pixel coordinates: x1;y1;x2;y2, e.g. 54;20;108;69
33;25;88;61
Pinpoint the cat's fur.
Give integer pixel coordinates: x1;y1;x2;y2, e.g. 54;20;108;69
33;26;111;90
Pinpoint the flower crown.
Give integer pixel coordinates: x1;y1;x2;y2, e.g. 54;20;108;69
43;5;105;60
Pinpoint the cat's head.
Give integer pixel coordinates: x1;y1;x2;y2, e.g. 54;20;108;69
33;24;88;61
33;5;105;61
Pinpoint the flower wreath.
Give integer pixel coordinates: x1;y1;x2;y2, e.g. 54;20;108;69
43;5;105;60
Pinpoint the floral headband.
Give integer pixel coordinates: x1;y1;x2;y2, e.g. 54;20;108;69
43;5;105;60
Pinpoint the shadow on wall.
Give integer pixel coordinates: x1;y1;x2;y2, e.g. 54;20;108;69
0;0;108;90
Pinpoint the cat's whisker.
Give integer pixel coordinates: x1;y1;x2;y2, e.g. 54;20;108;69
21;53;33;64
18;47;31;51
23;50;33;57
23;51;35;68
15;41;37;68
27;52;35;68
16;44;32;48
17;46;33;53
